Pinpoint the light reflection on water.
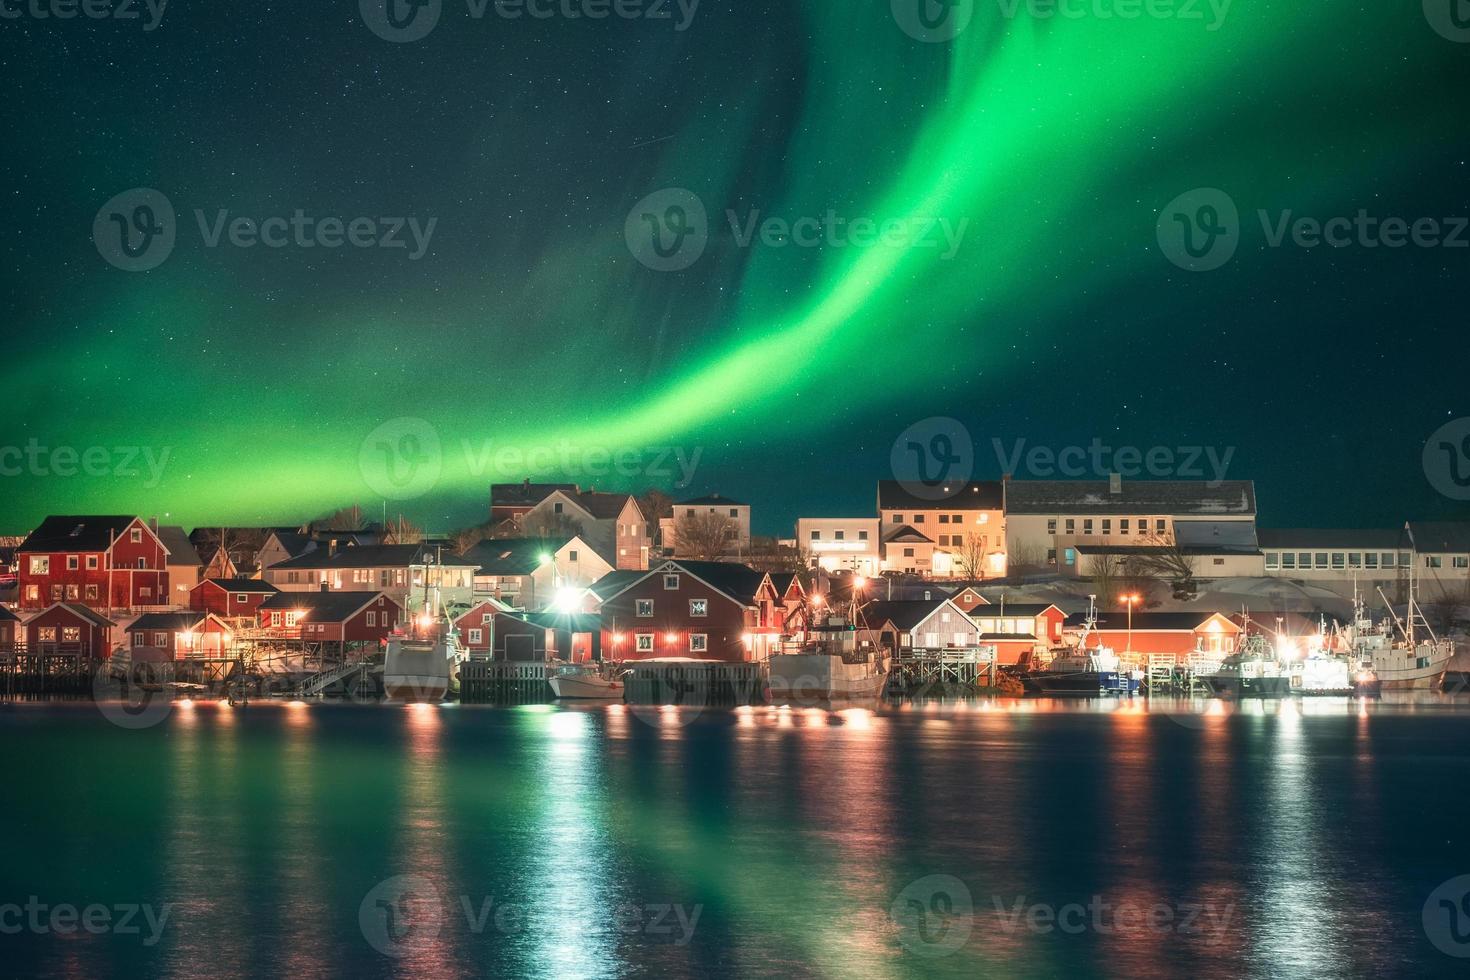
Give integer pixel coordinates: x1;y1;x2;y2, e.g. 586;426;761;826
1;695;1468;979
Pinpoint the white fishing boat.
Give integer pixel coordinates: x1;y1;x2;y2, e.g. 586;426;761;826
1340;556;1453;692
549;663;625;700
384;552;467;702
767;603;888;701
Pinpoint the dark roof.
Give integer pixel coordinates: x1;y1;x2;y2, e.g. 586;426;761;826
1256;528;1407;549
201;578;279;594
1409;521;1470;554
516;612;603;632
568;490;640;520
1073;543;1258;558
588;569;645;600
268;544;477;570
264;530;317;560
1005;480;1257;516
883;525;933;544
679;494;747;507
258;591;393;621
462;538;570;575
1066;611;1236;631
860;598;951;631
129;612;207;632
19;516;145;553
669;560;768;604
0;606;19;622
33;603;114;627
156;526;201;566
967;603;1060;618
491;482;579;508
878;480;1005;511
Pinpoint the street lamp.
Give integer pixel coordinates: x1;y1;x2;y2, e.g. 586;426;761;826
1120;594;1141;655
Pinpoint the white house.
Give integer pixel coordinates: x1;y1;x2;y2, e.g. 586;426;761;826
796;517;880;575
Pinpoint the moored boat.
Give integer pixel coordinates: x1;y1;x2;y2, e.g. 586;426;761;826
549;663;625;700
1022;596;1137;696
1200;634;1289;698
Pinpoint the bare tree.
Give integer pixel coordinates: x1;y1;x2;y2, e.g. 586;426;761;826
674;511;737;561
316;505;365;532
1006;540;1048;577
451;523;491;555
952;532;992;581
1126;533;1199;599
383;515;424;545
637;489;674;526
521;509;583;541
1086;553;1124;606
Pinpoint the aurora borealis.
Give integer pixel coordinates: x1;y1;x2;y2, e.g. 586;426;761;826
2;2;1467;533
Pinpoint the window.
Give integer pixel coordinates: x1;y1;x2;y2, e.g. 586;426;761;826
1315;553;1329;569
66;585;79;601
235;594;248;602
1348;553;1362;569
1400;554;1411;568
939;515;950;524
85;585;98;600
1064;548;1076;566
1265;553;1279;570
1083;520;1094;535
569;550;578;562
690;634;708;653
1365;553;1378;569
482;613;493;624
690;599;708;617
67;556;79;570
1455;557;1469;569
1213;558;1225;566
468;628;483;644
835;530;845;541
24;585;38;602
1299;553;1311;568
892;514;904;524
663;574;680;590
1102;520;1111;535
636;599;654;617
136;558;147;569
913;514;925;523
903;548;915;558
1282;553;1296;569
729;509;738;518
1047;519;1057;535
153;632;168;647
132;632;144;647
1427;556;1443;569
636;633;654;652
553;502;564;514
1065;519;1075;534
51;585;62;600
810;530;820;540
139;586;151;598
1331;553;1345;570
1120;520;1130;535
29;557;49;575
1046;549;1057;565
130;528;142;543
366;612;377;627
1155;520;1167;533
859;530;868;541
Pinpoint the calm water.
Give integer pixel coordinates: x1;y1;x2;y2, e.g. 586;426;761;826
3;696;1470;979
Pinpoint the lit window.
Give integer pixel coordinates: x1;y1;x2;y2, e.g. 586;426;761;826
690;599;707;617
636;633;654;652
29;557;49;574
690;634;708;653
468;629;482;644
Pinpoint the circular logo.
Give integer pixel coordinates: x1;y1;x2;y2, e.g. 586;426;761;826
890;417;974;502
93;188;176;272
890;874;973;957
625;188;708;272
1425;0;1470;42
360;0;442;43
360;417;443;501
1424;417;1470;501
891;0;975;43
1424;874;1470;957
92;663;174;730
1156;187;1239;272
360;874;444;957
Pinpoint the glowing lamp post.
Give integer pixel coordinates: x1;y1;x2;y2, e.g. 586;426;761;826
1120;594;1141;655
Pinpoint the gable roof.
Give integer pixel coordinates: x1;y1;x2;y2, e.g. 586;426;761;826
462;537;571;576
878;480;1005;511
197;578;279;594
587;569;646;600
128;611;211;632
0;606;19;623
968;602;1063;618
26;603;114;628
596;560;770;607
859;597;956;632
491;482;579;508
883;524;933;544
262;530;317;560
767;572;804;597
156;526;202;566
19;516;152;554
557;489;641;521
1005;480;1257;516
258;590;398;622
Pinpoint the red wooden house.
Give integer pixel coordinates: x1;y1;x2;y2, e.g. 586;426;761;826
596;560;782;663
0;606;19;650
20;603;115;659
1068;610;1243;660
256;590;402;643
965;602;1067;666
17;516;170;612
453;599;513;655
190;578;280;619
126;611;234;660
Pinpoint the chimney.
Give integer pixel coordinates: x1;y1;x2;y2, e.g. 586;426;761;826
1109;472;1122;495
148;516;159;533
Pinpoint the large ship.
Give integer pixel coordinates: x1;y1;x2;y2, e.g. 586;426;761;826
1343;583;1453;692
383;557;466;702
767;605;889;702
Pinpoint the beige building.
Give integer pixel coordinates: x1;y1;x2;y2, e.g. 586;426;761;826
523;489;650;570
661;494;752;557
797;517;881;575
876;480;1007;579
1259;522;1470;602
263;543;478;609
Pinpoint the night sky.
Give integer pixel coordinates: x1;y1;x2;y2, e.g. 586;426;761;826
2;2;1468;536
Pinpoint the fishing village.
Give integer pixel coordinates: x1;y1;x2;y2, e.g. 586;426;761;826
2;477;1468;709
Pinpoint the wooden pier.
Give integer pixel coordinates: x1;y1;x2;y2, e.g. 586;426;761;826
459;661;557;704
622;661;766;706
886;647;997;696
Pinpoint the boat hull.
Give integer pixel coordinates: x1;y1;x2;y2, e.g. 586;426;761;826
1024;671;1135;696
1200;674;1291;698
549;675;624;700
383;675;450;702
768;654;886;700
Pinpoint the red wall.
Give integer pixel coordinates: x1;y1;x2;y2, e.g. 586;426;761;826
19;520;169;611
190;582;271;618
23;607;110;659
